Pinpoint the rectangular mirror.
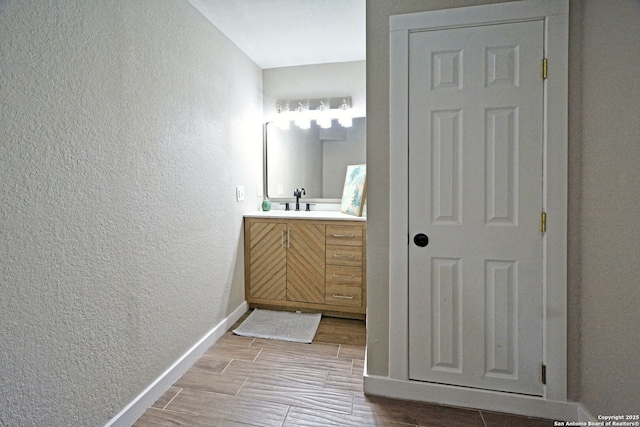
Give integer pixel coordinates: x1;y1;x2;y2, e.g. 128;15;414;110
264;117;366;202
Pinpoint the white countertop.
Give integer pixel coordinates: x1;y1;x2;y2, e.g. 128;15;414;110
244;210;366;221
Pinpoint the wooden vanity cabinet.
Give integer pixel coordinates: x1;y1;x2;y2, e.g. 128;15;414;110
244;217;366;318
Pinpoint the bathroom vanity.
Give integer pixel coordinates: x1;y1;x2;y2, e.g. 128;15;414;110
244;211;366;319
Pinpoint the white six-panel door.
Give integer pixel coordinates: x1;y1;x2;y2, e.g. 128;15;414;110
408;20;545;396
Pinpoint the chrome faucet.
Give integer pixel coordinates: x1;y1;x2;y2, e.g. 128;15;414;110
293;188;305;211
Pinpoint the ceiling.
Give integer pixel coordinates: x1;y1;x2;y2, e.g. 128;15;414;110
188;0;366;69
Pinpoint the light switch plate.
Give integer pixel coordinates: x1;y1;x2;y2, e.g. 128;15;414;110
236;186;245;201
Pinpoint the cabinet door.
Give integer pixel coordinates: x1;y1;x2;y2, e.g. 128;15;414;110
248;221;287;301
287;222;325;303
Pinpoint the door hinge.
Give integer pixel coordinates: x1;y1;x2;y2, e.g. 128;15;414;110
542;58;548;79
541;211;547;233
541;364;547;385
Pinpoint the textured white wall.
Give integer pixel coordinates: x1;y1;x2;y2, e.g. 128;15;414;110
580;0;640;415
0;1;262;425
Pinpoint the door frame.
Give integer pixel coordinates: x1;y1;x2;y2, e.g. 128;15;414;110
379;0;569;417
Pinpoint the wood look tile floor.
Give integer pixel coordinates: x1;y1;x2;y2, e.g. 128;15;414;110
134;312;556;427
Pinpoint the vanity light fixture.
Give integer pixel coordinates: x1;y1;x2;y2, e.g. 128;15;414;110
276;97;353;130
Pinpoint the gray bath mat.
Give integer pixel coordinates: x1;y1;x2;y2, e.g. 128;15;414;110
233;309;322;343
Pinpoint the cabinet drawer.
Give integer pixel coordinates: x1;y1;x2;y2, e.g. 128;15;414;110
326;265;362;285
326;245;363;266
326;225;363;246
325;284;362;307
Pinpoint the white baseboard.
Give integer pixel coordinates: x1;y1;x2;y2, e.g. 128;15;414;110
363;373;581;421
104;301;249;427
577;403;596;422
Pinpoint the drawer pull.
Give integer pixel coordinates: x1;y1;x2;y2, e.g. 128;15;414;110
333;254;355;259
332;234;355;238
332;274;355;279
332;293;355;300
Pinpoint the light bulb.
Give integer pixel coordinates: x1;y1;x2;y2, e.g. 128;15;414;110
276;119;290;130
294;103;311;129
338;100;352;128
339;115;352;128
318;116;332;129
296;119;311;129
